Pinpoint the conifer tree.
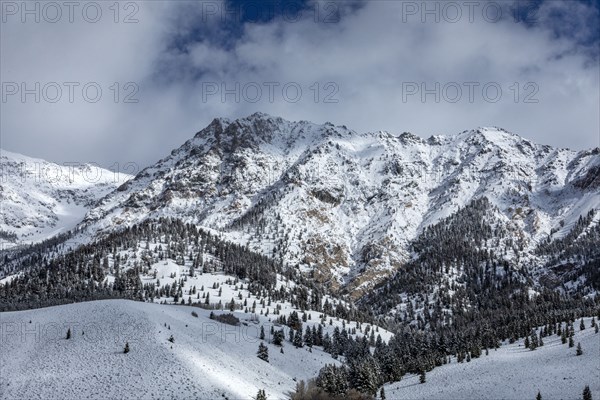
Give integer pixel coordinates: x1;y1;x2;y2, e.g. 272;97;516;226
536;391;542;400
256;389;267;400
349;356;381;395
66;328;71;340
260;326;265;340
304;326;313;348
124;342;130;353
419;370;426;384
583;385;592;400
580;318;585;331
257;342;269;362
569;336;575;348
293;327;304;348
380;387;386;400
576;342;583;356
272;330;284;346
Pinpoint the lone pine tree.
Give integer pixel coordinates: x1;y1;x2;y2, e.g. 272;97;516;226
124;342;130;354
583;385;592;400
255;389;267;400
576;342;583;356
257;342;269;363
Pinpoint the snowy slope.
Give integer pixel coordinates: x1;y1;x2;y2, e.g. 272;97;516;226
0;149;132;248
384;318;600;400
0;299;341;400
68;114;599;297
1;302;597;400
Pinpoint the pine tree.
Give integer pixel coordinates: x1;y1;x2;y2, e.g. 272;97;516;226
580;318;585;331
66;328;71;340
576;342;583;356
272;330;284;346
380;387;386;400
583;385;592;400
561;330;567;344
349;356;381;395
317;364;349;396
536;390;542;400
529;331;538;351
419;370;426;384
525;335;530;348
304;326;313;348
124;342;130;353
255;389;267;400
257;342;269;362
595;324;599;334
293;327;304;348
260;326;265;340
569;336;575;348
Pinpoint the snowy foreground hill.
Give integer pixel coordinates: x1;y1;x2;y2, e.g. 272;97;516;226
0;301;597;400
0;300;341;400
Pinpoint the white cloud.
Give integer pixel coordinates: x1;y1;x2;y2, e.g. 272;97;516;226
1;0;598;169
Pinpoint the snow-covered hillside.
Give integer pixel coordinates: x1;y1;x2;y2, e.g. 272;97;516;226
385;317;600;400
0;299;344;399
0;149;131;248
70;113;600;296
1;302;597;400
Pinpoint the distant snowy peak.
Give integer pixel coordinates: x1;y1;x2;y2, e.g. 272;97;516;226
0;149;132;247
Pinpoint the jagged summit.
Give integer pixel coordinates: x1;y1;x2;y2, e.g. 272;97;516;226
193;114;559;156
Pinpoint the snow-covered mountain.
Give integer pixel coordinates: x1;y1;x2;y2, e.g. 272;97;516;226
0;149;132;248
1;117;598;400
70;113;599;297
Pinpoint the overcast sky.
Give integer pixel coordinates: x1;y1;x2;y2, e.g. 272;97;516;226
1;0;599;169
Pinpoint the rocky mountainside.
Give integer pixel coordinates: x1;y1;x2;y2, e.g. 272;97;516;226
0;149;131;249
67;113;600;298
